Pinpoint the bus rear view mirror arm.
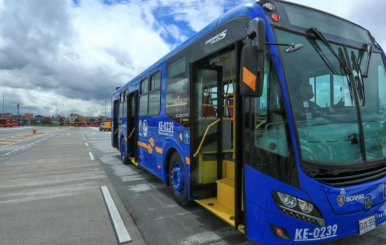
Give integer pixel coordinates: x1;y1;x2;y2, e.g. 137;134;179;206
240;18;265;97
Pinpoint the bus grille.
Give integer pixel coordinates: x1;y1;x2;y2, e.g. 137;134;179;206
313;164;386;187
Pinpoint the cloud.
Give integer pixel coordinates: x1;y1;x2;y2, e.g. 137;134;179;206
292;0;386;48
0;0;384;117
0;0;172;116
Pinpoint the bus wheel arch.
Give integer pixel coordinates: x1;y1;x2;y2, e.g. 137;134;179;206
165;149;177;187
168;152;191;207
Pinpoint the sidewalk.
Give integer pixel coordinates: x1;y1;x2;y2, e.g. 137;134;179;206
0;128;146;245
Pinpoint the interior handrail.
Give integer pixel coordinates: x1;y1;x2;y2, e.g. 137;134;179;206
256;119;267;130
193;118;221;158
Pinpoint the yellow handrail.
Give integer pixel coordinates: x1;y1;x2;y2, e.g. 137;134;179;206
193;118;221;158
128;127;135;138
256;119;267;129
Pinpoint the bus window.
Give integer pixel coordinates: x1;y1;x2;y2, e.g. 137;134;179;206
121;89;127;118
119;92;124;118
166;56;189;126
149;71;161;115
139;78;149;116
248;55;295;185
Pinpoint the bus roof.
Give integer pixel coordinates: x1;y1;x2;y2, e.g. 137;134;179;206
115;1;260;94
114;0;374;95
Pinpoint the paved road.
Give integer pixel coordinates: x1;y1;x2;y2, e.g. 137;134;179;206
0;127;145;245
0;126;54;137
1;126;386;245
83;127;386;245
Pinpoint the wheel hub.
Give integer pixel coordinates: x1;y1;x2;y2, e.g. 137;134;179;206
171;164;185;195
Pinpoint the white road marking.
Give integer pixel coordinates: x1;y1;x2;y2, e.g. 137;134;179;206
89;152;95;161
100;186;132;244
85;142;88;146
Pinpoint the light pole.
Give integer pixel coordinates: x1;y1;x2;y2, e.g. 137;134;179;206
105;100;106;120
2;94;4;119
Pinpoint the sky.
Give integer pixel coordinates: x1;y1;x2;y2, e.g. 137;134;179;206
0;0;385;118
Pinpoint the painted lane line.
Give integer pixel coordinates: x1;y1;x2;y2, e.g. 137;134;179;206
85;142;88;146
100;186;132;244
89;152;95;161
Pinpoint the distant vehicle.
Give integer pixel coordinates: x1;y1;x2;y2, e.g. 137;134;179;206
99;121;111;131
0;119;18;127
111;0;386;244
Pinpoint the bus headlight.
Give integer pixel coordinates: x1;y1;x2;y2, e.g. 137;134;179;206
298;199;314;213
273;191;325;227
277;192;297;208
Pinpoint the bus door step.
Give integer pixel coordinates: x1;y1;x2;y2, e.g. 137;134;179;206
195;196;235;228
129;157;138;167
195;178;235;227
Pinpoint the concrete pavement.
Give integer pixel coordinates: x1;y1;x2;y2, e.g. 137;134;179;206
0;127;146;245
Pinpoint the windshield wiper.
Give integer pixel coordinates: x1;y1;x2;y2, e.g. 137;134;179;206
363;43;373;78
307;28;352;76
351;51;365;106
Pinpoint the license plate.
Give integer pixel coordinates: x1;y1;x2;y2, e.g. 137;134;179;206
359;215;376;235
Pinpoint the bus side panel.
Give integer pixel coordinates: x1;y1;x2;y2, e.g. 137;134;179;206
137;116;158;175
138;116;191;186
161;137;190;183
118;117;127;154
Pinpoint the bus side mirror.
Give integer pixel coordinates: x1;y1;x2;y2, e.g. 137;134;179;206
240;18;265;97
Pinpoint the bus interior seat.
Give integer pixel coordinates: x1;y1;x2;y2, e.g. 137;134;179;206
226;96;234;118
202;94;216;118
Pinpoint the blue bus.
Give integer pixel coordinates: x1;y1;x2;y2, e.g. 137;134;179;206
111;0;386;244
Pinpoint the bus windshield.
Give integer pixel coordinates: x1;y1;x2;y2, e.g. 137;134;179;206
276;29;386;164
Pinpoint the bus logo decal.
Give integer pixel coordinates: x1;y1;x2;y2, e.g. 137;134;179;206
364;195;372;209
337;188;345;207
139;120;143;136
205;30;227;45
143;120;148;137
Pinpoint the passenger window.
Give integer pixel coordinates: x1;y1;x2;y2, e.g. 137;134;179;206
149;71;161;116
166;56;189;126
139;78;149;116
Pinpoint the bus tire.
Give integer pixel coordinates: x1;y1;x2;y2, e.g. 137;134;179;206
169;153;191;207
120;138;128;165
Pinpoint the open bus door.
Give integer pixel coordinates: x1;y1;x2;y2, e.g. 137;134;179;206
112;100;119;148
127;91;138;166
191;48;244;231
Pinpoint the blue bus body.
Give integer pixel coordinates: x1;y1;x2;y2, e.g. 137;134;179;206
112;0;386;244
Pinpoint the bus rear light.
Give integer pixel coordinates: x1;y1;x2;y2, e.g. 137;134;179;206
271;13;281;22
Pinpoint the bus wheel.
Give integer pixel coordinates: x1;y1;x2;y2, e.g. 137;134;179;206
169;153;191;206
120;139;128;165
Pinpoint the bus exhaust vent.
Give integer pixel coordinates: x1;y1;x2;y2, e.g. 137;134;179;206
312;164;386;187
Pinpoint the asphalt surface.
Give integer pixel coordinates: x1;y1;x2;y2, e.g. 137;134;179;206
1;126;386;245
0;127;145;245
82;127;386;245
